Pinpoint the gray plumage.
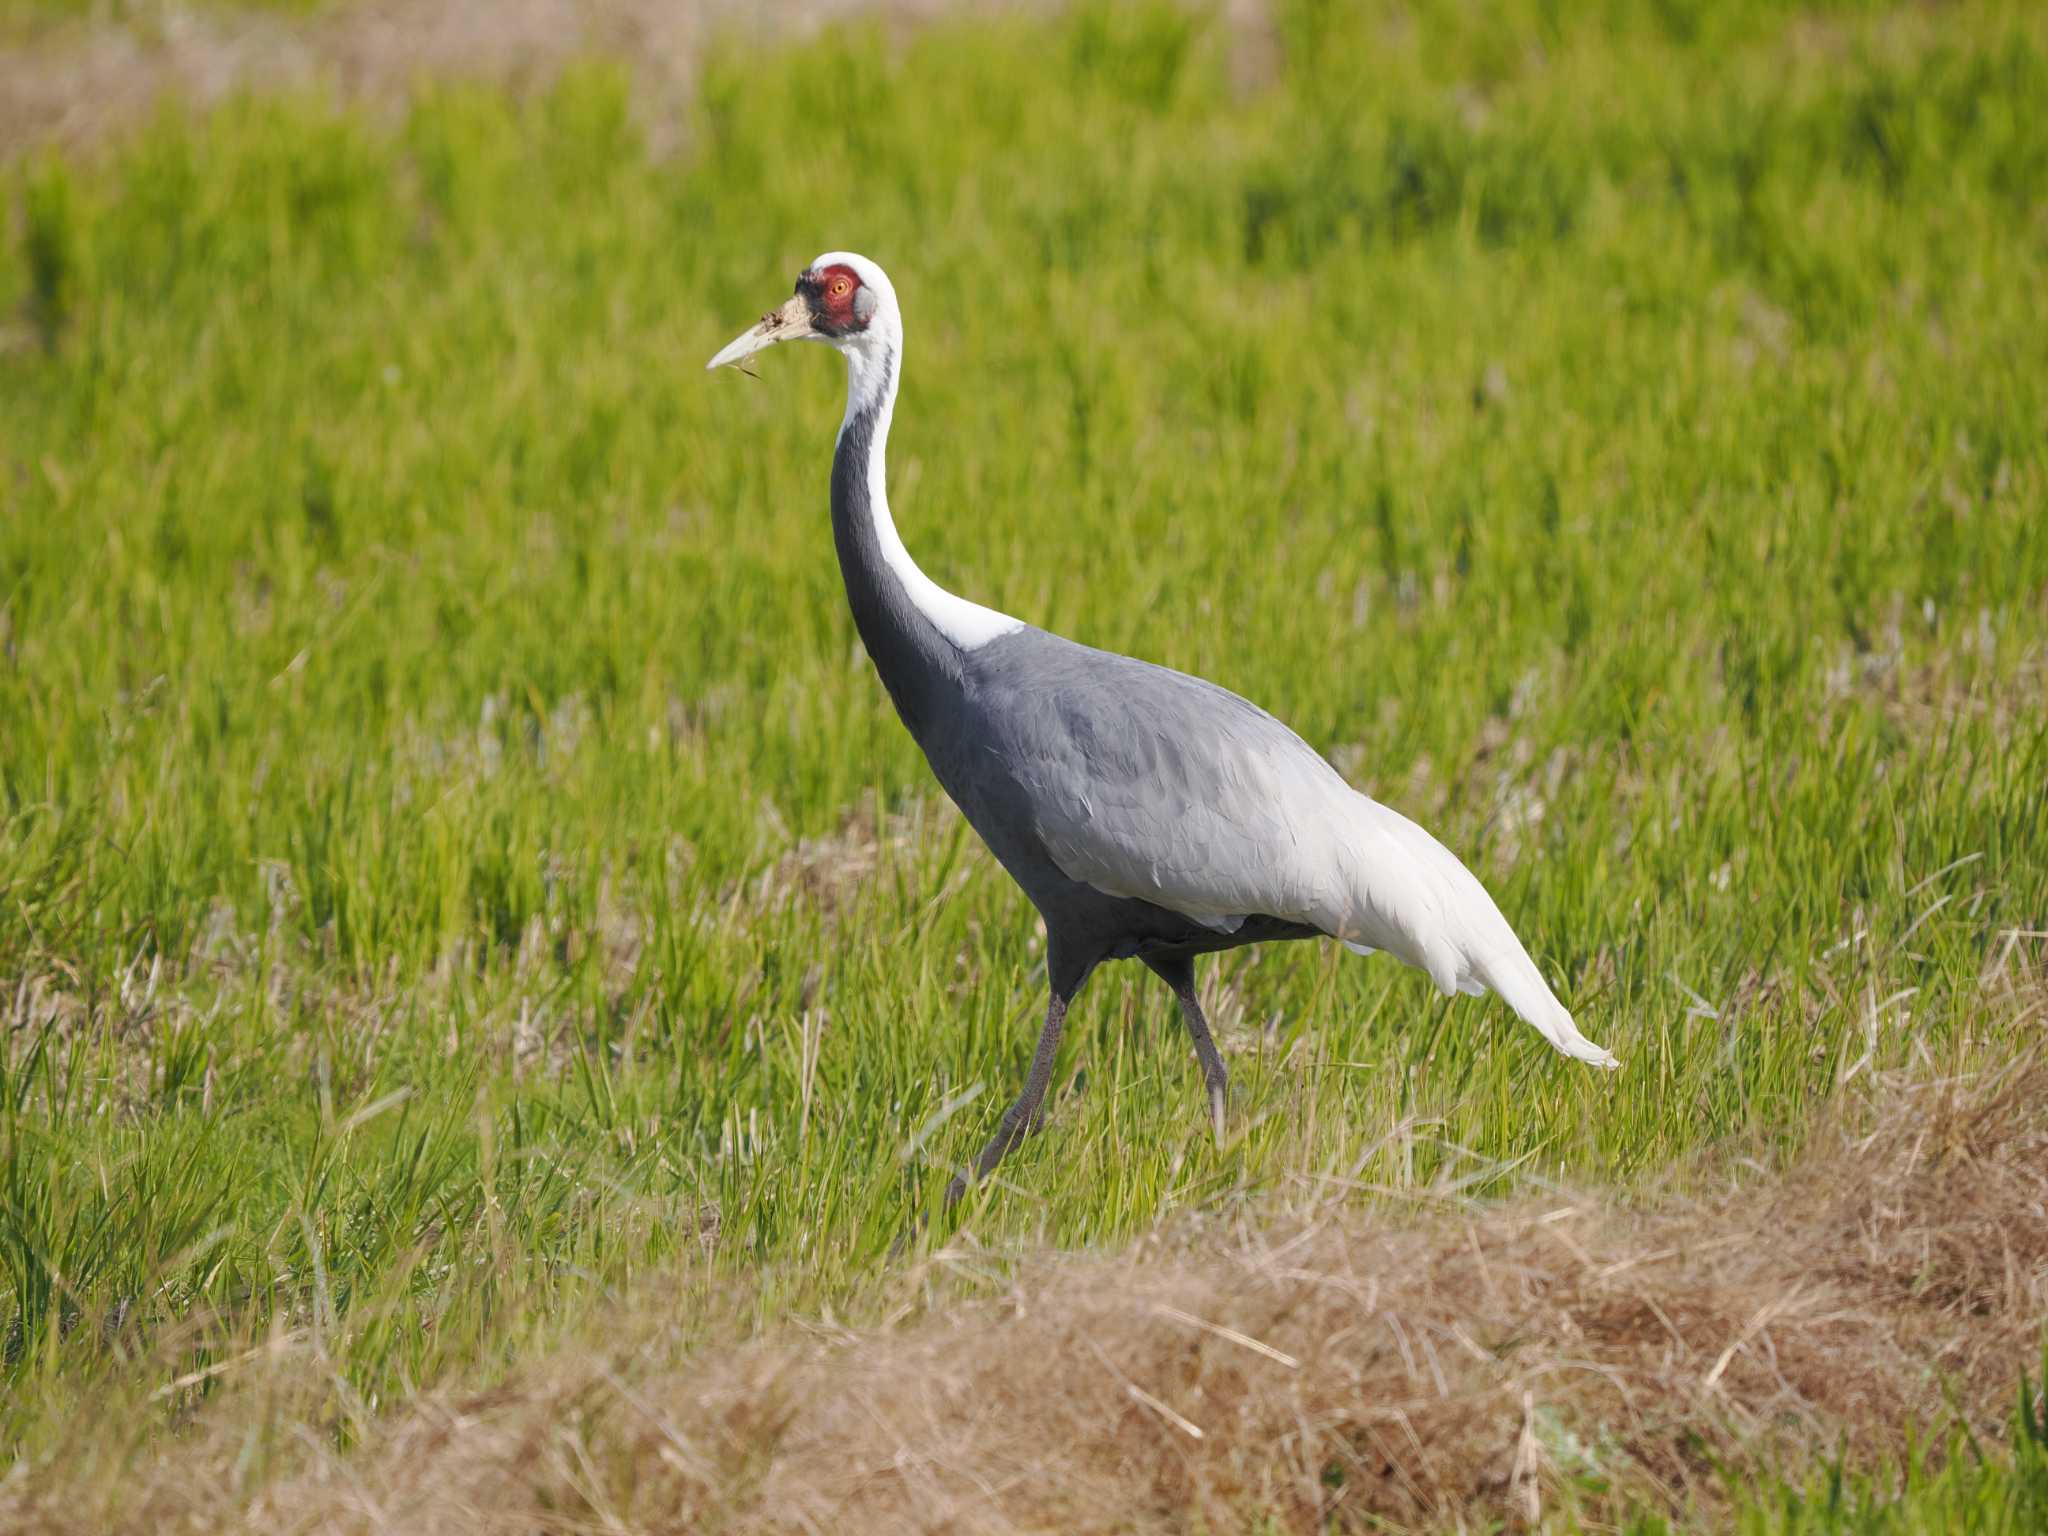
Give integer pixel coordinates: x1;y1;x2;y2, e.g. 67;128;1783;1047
709;252;1618;1205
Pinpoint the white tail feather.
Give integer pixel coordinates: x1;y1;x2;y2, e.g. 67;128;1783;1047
1472;948;1620;1069
1334;793;1620;1070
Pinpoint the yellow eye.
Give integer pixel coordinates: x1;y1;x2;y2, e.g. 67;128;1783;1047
831;277;852;297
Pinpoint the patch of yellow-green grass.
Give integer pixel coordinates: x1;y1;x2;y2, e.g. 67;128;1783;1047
0;0;2044;1524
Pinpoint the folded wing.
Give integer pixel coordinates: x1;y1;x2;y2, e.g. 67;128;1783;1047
980;638;1617;1067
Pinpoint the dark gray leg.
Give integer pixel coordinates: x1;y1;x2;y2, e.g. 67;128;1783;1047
946;947;1094;1206
1143;952;1228;1147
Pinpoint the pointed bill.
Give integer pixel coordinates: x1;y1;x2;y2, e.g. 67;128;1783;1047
706;294;815;370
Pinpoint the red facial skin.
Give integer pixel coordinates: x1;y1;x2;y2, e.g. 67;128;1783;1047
807;263;864;334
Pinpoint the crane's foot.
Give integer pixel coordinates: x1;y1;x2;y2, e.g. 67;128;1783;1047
944;1098;1040;1208
1144;951;1231;1150
938;945;1092;1211
888;1205;930;1260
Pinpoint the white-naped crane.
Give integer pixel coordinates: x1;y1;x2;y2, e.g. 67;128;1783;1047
710;253;1618;1203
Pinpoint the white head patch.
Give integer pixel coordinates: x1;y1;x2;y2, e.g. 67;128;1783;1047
818;251;1024;653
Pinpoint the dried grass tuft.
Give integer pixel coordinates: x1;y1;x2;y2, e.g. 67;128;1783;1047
4;1054;2043;1533
0;0;1058;159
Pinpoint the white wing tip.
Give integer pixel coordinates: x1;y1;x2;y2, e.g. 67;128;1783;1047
1563;1038;1621;1070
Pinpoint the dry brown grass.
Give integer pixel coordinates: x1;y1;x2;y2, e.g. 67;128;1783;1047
3;1050;2042;1533
0;0;1072;158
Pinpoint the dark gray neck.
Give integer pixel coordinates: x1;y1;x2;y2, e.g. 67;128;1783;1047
830;343;960;738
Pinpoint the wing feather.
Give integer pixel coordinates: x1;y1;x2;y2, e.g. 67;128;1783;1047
970;634;1618;1068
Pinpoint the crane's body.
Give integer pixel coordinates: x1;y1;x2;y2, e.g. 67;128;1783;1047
711;252;1617;1200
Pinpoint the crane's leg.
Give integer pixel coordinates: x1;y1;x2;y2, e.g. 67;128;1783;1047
946;947;1095;1207
1143;952;1228;1147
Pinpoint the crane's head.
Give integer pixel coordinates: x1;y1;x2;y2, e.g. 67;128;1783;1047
706;251;898;372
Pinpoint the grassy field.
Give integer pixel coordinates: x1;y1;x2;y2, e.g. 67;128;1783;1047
1;0;2045;1526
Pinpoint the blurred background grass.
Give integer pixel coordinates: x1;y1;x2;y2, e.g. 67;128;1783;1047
0;0;2044;1522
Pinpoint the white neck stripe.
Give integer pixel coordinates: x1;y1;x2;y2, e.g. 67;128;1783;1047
840;334;1024;653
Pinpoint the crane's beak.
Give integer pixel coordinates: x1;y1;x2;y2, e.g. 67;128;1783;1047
706;294;816;371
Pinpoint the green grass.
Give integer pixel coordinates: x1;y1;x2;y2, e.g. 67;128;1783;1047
1674;1358;2048;1534
1;0;2045;1520
0;0;322;46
